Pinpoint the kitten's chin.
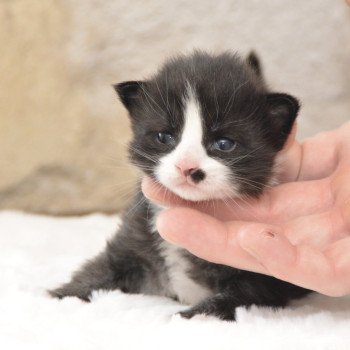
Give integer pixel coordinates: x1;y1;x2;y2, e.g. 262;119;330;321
164;183;230;202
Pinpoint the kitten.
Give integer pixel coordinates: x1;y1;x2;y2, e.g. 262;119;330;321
50;51;310;321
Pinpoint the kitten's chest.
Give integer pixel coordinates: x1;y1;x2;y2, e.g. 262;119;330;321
159;241;212;305
149;203;212;305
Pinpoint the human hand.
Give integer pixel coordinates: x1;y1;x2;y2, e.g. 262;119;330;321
142;121;350;296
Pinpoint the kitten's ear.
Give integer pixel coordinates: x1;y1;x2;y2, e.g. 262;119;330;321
266;93;300;149
113;81;144;110
246;51;262;76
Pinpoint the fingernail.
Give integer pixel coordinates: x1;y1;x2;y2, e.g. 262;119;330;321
239;229;278;261
263;231;276;238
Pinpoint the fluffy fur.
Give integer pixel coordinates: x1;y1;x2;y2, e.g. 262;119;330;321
50;51;310;321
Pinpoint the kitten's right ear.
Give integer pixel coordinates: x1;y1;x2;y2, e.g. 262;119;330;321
265;93;300;150
113;81;144;110
246;51;262;76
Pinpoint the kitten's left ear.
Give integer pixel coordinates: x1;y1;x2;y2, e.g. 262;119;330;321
246;51;262;76
113;81;144;110
266;93;300;149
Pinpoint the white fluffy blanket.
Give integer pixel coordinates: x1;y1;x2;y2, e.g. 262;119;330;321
1;211;350;349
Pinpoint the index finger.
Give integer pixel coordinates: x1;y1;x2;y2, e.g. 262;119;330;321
156;207;267;274
142;176;333;223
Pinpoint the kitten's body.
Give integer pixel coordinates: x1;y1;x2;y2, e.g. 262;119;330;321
50;51;311;320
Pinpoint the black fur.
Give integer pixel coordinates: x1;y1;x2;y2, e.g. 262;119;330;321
50;51;310;321
116;51;300;196
246;51;262;77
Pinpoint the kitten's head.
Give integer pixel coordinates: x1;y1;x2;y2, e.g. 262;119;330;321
114;51;299;201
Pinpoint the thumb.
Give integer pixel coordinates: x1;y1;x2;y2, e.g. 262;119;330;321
275;122;302;182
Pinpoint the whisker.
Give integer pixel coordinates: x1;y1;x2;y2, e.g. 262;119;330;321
155;78;173;118
225;145;265;166
233;176;273;189
212;79;220;126
125;191;147;217
128;146;158;164
233;180;262;191
236;193;260;221
139;84;165;119
220;105;259;129
222;80;248;118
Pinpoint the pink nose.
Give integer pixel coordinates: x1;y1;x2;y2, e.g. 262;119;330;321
175;161;199;177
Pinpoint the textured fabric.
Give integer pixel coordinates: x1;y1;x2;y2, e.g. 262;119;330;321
1;211;349;349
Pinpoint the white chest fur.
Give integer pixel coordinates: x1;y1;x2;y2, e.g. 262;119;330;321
160;241;212;305
150;203;212;305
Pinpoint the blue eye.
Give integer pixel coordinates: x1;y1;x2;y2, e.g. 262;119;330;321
214;138;236;152
157;132;175;145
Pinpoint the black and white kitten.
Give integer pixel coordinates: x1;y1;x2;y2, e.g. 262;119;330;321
50;51;310;321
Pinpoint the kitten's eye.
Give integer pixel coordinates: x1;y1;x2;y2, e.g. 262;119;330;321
214;138;236;152
157;132;175;146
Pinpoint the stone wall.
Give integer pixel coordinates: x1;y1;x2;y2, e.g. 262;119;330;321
1;0;349;215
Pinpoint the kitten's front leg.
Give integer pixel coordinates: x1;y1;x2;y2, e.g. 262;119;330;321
179;290;289;321
49;252;116;301
179;292;239;321
49;242;146;302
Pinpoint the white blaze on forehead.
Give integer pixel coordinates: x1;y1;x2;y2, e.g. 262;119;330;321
178;86;205;160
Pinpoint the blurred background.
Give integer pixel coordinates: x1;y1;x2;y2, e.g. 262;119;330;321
0;0;349;215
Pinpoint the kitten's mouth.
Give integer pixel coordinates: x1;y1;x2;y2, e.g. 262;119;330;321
160;178;216;202
174;177;198;188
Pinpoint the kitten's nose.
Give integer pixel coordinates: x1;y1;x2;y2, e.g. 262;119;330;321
175;161;198;177
176;163;206;183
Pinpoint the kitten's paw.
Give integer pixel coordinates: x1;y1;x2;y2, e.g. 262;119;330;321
178;296;237;321
48;284;91;302
179;307;236;321
178;308;204;319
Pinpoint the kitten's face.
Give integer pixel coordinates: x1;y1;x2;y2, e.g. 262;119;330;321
115;52;299;201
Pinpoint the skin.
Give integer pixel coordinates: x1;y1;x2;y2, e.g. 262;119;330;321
142;121;350;297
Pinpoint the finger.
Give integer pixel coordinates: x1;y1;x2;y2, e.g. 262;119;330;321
324;237;350;295
157;207;350;296
218;178;334;223
297;129;340;181
284;121;298;152
239;226;350;296
144;176;334;223
260;178;333;222
277;127;341;183
141;176;190;207
282;209;346;249
275;122;303;183
156;207;267;274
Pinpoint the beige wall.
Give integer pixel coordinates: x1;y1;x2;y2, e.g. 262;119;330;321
0;0;349;215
